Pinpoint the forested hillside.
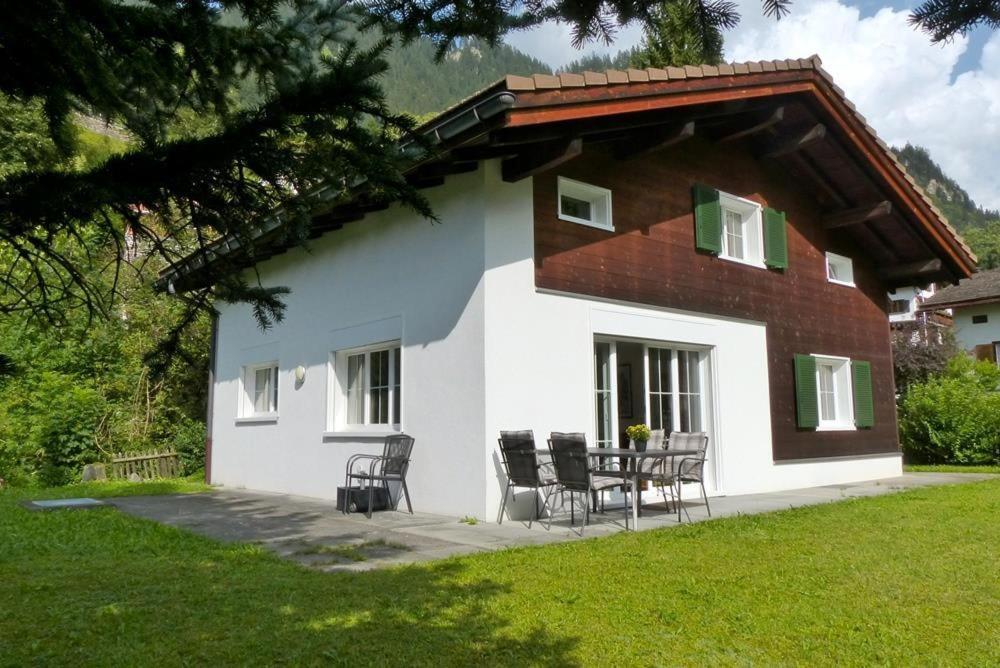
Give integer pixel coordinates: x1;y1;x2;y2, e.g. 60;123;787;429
893;144;1000;269
377;38;550;115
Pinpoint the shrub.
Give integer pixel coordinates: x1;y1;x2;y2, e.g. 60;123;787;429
899;356;1000;465
173;416;206;474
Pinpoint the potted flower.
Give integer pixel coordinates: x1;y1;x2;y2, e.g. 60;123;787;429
625;424;652;452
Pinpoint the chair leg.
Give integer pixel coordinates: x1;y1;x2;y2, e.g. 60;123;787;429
401;479;413;514
581;490;590;537
570;495;575;526
546;487;559;531
701;480;711;517
539;486;554;530
497;480;510;525
384;479;395;510
366;481;375;519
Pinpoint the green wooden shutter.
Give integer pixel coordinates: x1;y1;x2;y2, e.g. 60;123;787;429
794;354;818;429
763;207;788;270
692;184;722;254
852;360;875;428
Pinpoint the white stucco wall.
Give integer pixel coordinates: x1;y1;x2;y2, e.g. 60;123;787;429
952;304;1000;353
211;168;491;517
210;159;902;520
479;160;900;519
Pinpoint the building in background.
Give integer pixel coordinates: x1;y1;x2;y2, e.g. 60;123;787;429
920;269;1000;364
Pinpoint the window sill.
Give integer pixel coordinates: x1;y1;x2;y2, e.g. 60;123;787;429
235;415;279;425
827;279;856;288
816;424;857;432
557;213;614;232
323;430;402;440
719;254;767;270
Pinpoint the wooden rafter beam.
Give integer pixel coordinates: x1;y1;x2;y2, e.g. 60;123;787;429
614;121;695;160
760;123;827;159
823;201;893;229
501;137;582;183
879;258;942;282
717;106;784;143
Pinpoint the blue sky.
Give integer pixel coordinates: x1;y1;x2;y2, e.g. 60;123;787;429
507;1;1000;210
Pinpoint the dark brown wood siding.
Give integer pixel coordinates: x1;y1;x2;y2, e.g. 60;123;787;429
534;138;899;460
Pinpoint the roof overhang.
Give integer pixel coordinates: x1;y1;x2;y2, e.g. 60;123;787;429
161;56;976;292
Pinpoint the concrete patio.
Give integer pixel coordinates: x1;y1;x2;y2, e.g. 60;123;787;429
110;472;994;571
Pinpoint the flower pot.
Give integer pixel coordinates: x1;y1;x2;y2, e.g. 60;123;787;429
634;440;647;452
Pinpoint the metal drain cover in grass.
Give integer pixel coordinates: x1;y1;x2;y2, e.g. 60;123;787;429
22;498;111;511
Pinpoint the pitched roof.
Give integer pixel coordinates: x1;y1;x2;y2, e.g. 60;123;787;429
162;55;976;291
431;56;972;264
921;269;1000;309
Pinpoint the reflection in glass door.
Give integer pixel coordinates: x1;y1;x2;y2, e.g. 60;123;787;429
594;341;617;449
644;346;704;434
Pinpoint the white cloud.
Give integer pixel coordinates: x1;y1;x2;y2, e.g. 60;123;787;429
725;0;1000;210
505;21;644;71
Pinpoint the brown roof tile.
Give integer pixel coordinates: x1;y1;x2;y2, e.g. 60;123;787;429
684;65;704;78
505;74;535;91
582;70;608;85
558;72;585;87
666;65;687;79
532;73;561;89
606;69;629;84
647;67;669;81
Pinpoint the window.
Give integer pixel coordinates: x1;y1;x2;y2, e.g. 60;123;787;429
240;363;278;419
646;346;703;433
812;355;854;430
972;314;989;324
335;342;402;431
719;193;764;267
558;177;612;231
826;252;855;287
889;298;911;315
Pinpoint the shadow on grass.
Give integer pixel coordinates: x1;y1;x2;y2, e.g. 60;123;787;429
0;491;581;664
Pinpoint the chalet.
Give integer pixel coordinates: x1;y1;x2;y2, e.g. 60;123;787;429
163;56;975;519
920;269;1000;363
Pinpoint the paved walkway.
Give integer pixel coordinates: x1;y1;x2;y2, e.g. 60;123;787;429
110;472;994;572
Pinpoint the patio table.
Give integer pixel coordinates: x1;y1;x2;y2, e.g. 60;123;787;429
537;447;700;530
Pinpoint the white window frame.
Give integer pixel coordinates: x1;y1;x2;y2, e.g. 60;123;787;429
811;354;855;431
328;340;402;436
238;362;279;422
826;252;856;287
718;192;766;268
557;176;613;231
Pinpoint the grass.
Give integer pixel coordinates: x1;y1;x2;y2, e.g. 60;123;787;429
905;463;1000;475
2;479;999;665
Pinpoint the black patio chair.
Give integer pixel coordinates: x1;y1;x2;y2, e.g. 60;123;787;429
547;432;633;536
497;430;557;528
343;434;415;518
665;431;710;522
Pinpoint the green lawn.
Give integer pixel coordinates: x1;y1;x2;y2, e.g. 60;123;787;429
2;480;998;666
905;464;1000;475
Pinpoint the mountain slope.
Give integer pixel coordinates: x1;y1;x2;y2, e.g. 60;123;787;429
893;144;998;231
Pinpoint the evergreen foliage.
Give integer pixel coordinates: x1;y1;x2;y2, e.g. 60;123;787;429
910;0;1000;42
629;0;725;67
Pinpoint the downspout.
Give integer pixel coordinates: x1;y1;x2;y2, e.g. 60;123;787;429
205;312;219;485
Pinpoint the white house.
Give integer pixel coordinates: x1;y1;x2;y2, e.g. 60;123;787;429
921;268;1000;364
164;57;975;519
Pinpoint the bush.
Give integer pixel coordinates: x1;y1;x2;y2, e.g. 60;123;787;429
899;356;1000;465
173;416;206;475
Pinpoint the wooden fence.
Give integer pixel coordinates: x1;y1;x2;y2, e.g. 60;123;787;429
111;449;181;480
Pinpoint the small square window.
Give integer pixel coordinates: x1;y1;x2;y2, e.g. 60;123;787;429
972;314;988;324
557;177;612;231
826;252;855;287
719;193;764;267
240;363;278;419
